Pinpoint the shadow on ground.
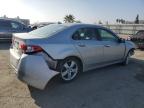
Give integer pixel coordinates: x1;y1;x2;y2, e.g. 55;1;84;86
133;58;144;82
28;58;144;108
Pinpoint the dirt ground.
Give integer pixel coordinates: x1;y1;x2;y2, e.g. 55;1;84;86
0;43;144;108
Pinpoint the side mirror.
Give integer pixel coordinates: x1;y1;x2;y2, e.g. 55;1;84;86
118;38;125;43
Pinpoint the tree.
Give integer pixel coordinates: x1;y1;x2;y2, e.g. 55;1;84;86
3;15;7;18
116;19;119;23
116;18;126;24
64;14;75;23
135;14;139;24
16;16;20;19
116;19;121;23
121;19;125;24
120;19;123;24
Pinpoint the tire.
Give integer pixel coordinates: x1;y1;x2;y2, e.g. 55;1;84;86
122;51;131;65
57;57;81;82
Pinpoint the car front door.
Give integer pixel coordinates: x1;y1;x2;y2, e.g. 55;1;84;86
72;27;104;70
98;28;125;62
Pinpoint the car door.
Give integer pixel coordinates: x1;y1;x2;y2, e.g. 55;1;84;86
72;27;104;69
98;28;125;62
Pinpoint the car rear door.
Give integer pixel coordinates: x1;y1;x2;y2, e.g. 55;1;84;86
98;28;125;62
72;27;104;69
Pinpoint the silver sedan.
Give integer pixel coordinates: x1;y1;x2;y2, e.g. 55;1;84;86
10;23;136;89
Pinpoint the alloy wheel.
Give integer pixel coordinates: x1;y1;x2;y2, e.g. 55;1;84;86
60;60;78;81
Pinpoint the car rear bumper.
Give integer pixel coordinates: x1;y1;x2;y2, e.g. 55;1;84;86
10;49;59;90
0;38;12;42
0;33;12;41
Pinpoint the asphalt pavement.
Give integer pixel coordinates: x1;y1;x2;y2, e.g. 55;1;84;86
0;43;144;108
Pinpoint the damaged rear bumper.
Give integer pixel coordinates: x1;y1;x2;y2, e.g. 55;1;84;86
10;49;59;90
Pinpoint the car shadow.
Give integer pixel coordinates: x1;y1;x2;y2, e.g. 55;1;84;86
132;58;144;82
28;57;144;108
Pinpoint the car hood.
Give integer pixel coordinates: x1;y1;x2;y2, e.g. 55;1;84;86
125;40;137;49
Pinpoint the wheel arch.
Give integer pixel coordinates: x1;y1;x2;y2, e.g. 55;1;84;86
57;56;83;72
128;48;135;56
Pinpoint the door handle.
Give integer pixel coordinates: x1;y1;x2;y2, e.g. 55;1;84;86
104;45;111;47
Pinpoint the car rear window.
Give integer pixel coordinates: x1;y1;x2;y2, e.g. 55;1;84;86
29;24;67;38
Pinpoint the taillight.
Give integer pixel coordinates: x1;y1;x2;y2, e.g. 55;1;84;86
20;44;27;51
19;44;43;54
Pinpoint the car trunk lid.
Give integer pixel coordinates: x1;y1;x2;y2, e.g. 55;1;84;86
12;33;45;56
13;33;44;40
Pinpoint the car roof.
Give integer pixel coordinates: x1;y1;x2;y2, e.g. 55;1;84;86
61;23;102;28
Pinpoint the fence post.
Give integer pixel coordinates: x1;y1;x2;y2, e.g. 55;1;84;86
133;25;136;35
103;24;144;35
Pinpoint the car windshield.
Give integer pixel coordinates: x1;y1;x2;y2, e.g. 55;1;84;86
29;24;67;38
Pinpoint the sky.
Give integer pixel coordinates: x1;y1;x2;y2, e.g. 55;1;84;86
0;0;144;24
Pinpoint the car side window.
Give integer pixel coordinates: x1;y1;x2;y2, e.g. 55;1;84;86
11;21;22;30
72;28;97;40
94;28;102;40
98;29;118;41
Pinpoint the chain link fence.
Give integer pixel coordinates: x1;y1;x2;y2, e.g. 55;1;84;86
102;24;144;35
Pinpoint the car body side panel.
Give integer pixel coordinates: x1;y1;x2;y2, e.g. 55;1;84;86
102;41;126;62
40;44;83;60
72;40;104;70
124;41;136;57
23;25;135;72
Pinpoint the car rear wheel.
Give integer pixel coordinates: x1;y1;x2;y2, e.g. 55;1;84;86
57;58;81;82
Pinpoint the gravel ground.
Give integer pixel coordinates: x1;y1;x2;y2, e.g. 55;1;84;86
0;43;144;108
